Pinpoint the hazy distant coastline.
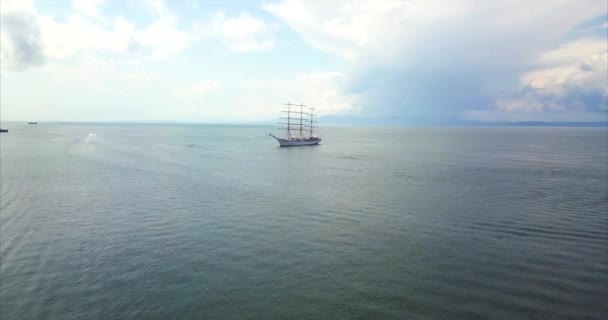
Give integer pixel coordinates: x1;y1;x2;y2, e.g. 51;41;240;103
1;119;606;127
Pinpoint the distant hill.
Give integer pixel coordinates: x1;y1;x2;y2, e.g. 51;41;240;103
316;116;608;127
505;121;608;127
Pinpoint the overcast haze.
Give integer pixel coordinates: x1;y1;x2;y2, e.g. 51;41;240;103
1;0;606;123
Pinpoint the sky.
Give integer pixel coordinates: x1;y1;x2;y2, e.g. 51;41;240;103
1;0;607;124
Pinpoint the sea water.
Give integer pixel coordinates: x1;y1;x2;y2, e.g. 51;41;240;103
1;123;606;319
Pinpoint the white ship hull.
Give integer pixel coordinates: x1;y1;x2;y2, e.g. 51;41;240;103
269;134;321;147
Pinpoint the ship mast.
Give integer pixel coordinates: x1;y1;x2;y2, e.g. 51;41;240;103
283;102;293;139
278;102;314;140
309;106;315;138
299;103;304;139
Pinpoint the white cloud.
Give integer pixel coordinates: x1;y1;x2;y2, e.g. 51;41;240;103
538;38;607;66
0;0;193;70
168;71;359;123
266;0;607;121
37;56;157;89
0;0;44;70
493;40;607;114
136;17;192;59
266;0;603;63
123;69;159;81
527;52;607;97
242;71;359;117
0;0;35;13
265;0;465;59
171;80;221;99
144;0;173;18
0;55;170;121
72;0;103;20
37;14;128;59
2;0;606;123
0;12;44;70
210;11;274;52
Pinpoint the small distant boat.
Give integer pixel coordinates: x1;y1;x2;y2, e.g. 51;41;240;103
28;122;37;124
0;129;8;133
269;102;321;147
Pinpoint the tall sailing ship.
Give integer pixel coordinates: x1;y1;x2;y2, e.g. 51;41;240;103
269;102;321;147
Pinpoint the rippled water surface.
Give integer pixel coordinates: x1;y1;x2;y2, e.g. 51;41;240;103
1;123;607;319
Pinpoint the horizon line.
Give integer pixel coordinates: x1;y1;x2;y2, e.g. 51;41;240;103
1;119;607;127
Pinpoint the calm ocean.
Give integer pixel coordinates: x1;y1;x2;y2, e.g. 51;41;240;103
1;123;607;319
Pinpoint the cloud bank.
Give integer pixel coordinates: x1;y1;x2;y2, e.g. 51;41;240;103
1;0;606;123
0;10;44;70
210;12;275;52
266;0;608;122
